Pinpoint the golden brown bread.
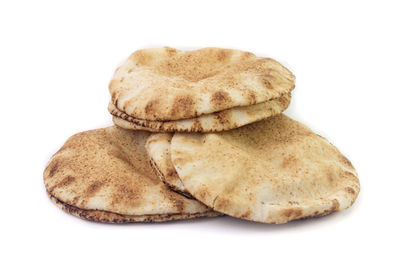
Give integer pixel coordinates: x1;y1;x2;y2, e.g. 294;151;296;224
171;114;360;224
108;47;295;132
43;126;219;223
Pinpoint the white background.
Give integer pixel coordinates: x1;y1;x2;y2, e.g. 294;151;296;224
1;1;399;266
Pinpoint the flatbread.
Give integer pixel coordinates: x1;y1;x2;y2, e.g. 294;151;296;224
109;93;290;132
43;126;219;223
171;114;360;224
47;191;217;223
145;133;191;197
108;47;295;131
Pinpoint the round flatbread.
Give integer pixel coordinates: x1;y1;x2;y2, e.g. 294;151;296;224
145;133;191;197
109;93;290;132
43;126;219;223
171;114;360;224
108;47;295;132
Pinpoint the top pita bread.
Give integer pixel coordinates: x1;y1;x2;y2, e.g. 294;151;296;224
171;114;360;224
109;47;295;122
43;126;218;223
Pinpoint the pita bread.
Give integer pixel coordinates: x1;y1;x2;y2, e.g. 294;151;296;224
145;133;191;197
109;93;290;132
47;191;216;223
171;114;360;224
108;47;295;132
43;126;219;223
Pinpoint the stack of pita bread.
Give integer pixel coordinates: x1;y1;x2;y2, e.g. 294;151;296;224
44;47;359;224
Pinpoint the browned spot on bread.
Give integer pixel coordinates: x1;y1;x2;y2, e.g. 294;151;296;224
196;189;209;201
214;197;230;210
216;49;231;61
246;91;257;105
145;99;160;115
215;112;231;126
47;160;59;178
58;175;75;188
281;154;298;169
110;180;145;209
168;195;185;212
345;187;356;195
340;155;354;168
167;168;176;178
282;208;303;219
165;47;179;57
210;91;231;107
111;91;117;101
331;199;340;211
307;199;341;219
192;118;203;131
327;169;334;183
85;181;104;198
260;74;274;89
48;175;76;194
344;170;356;177
240;210;252;219
170;96;195;118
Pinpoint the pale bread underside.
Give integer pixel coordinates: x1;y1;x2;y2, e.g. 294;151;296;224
109;93;290;132
145;133;191;197
109;47;295;121
171;114;360;224
43;126;216;222
47;191;218;223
